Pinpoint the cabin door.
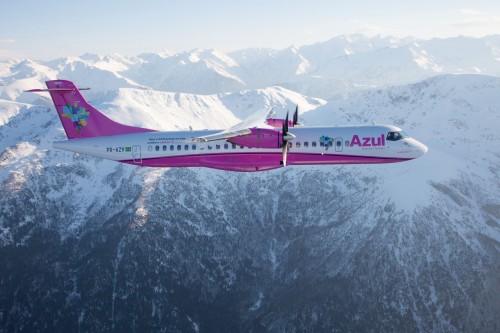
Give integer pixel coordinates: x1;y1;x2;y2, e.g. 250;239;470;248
335;137;343;152
132;145;142;163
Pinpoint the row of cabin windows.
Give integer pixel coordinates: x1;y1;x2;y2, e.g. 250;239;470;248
294;141;347;148
148;140;349;152
149;143;243;152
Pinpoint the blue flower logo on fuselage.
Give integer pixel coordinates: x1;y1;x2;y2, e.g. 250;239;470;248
61;103;89;134
320;135;334;148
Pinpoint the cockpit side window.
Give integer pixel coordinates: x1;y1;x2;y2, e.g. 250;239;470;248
387;131;409;141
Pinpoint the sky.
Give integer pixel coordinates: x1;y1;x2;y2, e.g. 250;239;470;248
1;0;500;60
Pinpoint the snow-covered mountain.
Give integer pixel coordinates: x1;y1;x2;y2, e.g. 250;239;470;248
2;34;500;101
0;35;499;332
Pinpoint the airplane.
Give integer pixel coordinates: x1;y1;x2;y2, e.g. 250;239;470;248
27;80;428;172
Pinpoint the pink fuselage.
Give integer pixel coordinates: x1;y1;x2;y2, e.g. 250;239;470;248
53;125;428;172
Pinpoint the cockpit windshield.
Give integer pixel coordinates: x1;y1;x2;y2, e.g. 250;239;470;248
387;131;409;141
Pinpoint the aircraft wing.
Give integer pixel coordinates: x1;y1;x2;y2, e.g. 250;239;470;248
192;107;275;142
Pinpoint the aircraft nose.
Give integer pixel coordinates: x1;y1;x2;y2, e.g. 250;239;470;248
407;138;428;157
414;140;428;156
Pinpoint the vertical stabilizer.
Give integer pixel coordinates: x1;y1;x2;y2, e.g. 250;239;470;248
29;80;154;139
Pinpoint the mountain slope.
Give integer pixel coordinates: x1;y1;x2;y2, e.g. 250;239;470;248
0;74;499;332
96;86;325;131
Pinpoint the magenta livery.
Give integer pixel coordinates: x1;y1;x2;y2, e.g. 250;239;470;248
27;80;428;172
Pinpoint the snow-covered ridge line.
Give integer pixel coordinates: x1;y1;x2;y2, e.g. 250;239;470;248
2;34;500;102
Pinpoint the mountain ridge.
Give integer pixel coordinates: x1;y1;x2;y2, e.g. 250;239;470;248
2;34;500;102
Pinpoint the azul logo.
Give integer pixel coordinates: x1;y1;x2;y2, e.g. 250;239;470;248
350;134;385;147
61;103;89;134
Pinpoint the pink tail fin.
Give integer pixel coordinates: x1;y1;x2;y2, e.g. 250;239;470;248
30;80;154;139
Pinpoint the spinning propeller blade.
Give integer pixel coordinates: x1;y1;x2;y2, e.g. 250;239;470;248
281;111;295;166
292;105;303;126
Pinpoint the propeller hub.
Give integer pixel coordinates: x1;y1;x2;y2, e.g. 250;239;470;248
283;133;296;141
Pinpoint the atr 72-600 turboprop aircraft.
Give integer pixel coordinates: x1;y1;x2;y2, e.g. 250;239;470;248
27;80;427;172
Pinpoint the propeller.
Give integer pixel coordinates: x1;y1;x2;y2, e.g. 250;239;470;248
292;105;303;126
281;111;295;166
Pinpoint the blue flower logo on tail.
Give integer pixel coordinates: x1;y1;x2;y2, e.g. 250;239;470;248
61;103;89;134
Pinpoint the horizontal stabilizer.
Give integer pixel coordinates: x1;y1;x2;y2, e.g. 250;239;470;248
25;88;90;92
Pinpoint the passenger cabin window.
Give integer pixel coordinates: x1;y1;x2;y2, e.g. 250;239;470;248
288;142;292;148
192;144;196;150
336;141;341;147
155;145;159;151
304;142;309;147
184;145;188;150
312;141;317;147
216;144;220;150
345;140;350;147
296;142;301;148
320;142;325;147
177;145;181;151
208;145;212;150
170;145;174;151
232;144;236;149
162;145;166;151
224;144;228;149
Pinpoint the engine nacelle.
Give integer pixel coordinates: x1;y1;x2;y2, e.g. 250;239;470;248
266;118;295;128
228;128;282;148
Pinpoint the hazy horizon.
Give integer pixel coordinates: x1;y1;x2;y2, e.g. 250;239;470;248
1;0;500;60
